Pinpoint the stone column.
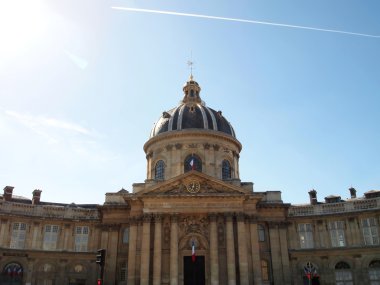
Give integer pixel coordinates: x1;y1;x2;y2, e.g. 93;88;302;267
237;213;249;285
209;214;219;285
153;214;163;285
128;218;138;285
269;223;283;285
31;222;41;249
279;223;291;284
225;214;236;285
105;225;120;285
140;215;152;285
249;219;262;284
170;215;179;285
0;219;9;247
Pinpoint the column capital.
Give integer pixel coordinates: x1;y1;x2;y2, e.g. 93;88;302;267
171;214;179;223
153;213;163;222
208;213;218;222
236;212;246;222
248;215;258;223
143;214;152;223
224;212;234;221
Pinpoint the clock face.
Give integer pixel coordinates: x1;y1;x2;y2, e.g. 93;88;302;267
186;181;200;193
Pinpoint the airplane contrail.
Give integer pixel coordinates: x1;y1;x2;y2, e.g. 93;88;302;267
111;6;380;39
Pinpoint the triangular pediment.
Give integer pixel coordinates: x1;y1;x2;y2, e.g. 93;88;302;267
137;171;250;196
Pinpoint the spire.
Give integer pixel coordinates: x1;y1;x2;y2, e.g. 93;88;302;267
187;51;194;80
183;58;201;104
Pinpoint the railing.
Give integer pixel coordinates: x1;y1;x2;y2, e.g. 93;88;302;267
0;202;100;220
288;198;380;217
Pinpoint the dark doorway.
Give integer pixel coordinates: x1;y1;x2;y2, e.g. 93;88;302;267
184;256;205;285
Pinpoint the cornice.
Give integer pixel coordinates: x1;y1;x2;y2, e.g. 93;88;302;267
143;129;242;153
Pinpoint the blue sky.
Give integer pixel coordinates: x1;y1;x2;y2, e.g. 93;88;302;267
0;0;379;205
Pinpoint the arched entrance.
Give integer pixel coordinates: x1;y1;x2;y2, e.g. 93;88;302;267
179;233;209;285
0;262;23;285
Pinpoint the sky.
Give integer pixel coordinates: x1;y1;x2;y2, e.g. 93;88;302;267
0;0;379;205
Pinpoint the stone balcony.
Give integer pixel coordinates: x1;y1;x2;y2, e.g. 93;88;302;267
288;197;380;217
0;201;100;220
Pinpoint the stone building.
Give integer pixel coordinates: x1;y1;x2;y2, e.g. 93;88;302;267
1;75;380;285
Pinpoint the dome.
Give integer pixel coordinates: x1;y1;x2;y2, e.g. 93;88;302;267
150;76;236;138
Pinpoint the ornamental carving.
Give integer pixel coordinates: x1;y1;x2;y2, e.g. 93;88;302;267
203;143;211;150
175;143;183;150
188;143;198;149
164;183;227;195
179;216;209;238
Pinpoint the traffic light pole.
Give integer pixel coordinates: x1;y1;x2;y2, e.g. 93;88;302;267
96;249;106;285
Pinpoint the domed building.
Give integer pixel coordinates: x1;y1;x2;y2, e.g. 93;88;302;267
103;75;290;285
1;75;380;285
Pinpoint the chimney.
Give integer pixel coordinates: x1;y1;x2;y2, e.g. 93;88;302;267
308;189;318;205
32;189;42;205
349;187;357;199
3;186;14;201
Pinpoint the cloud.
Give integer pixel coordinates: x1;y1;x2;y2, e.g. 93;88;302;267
64;49;88;70
4;110;93;140
111;6;380;39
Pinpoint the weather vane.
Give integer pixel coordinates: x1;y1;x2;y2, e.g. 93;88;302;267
187;51;195;78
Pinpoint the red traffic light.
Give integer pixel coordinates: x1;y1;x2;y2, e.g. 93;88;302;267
97;278;102;285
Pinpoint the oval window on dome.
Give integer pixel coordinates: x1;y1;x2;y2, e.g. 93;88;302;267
222;160;232;180
155;160;165;180
184;155;202;173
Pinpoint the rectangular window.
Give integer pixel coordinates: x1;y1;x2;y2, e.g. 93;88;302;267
120;262;128;281
329;221;346;247
258;225;265;242
123;228;129;244
43;225;59;250
75;226;89;252
298;223;314;249
10;222;27;249
362;217;379;245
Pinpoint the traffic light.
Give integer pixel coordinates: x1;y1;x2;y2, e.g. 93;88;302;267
96;249;106;266
97;279;102;285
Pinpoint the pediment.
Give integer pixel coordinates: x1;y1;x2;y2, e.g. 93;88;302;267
137;171;250;196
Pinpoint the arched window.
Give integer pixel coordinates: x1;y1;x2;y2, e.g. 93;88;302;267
335;262;353;285
222;160;232;180
1;263;23;283
369;260;380;285
258;225;265;242
261;260;269;281
155;160;165;180
184;154;202;172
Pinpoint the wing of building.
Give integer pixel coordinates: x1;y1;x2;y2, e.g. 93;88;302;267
1;75;380;285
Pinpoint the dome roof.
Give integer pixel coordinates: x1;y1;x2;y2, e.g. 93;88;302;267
150;76;236;139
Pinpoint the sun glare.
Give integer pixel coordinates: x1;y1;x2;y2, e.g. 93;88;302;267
0;0;47;63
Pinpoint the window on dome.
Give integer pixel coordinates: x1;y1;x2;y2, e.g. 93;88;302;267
222;160;232;180
155;160;165;180
184;155;202;172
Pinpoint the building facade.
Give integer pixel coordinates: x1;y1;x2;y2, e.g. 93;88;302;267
1;76;380;285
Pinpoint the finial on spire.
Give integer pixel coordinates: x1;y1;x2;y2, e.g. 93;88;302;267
187;51;194;80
